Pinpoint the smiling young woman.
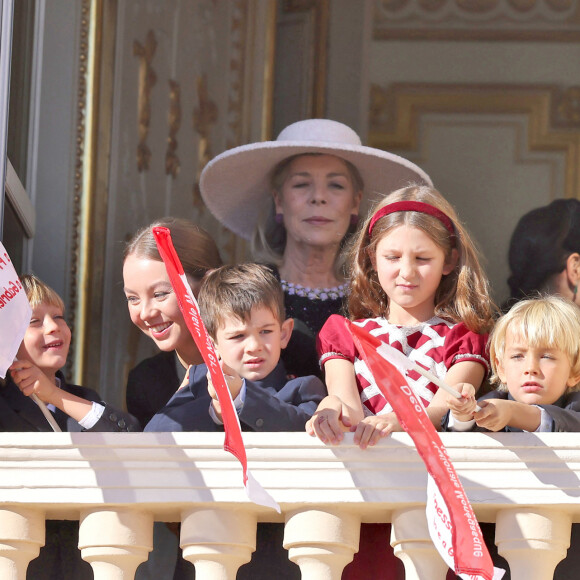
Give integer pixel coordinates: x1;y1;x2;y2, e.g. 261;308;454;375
122;217;223;428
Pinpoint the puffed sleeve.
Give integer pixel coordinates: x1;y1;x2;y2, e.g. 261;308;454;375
443;323;490;376
316;314;356;367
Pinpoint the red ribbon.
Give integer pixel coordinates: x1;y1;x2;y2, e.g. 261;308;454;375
153;227;247;465
349;320;502;580
153;228;279;510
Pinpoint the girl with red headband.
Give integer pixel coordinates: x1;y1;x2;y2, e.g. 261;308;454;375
307;184;497;448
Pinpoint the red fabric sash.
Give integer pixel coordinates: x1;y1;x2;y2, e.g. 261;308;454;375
349;320;503;580
153;227;279;511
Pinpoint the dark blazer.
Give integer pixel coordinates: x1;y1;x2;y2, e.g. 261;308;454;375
0;371;140;432
145;360;327;432
126;350;181;427
144;363;218;432
442;390;580;433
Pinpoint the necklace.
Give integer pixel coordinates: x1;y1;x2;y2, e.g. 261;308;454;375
280;279;347;300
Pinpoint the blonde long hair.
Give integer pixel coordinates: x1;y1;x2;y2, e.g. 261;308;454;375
348;185;496;333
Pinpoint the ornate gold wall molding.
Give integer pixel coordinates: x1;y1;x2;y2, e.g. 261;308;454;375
67;0;92;377
71;0;117;385
225;0;248;149
166;79;181;178
280;0;329;118
133;29;157;172
369;83;580;198
557;86;580;124
374;0;580;41
69;1;276;393
192;74;218;208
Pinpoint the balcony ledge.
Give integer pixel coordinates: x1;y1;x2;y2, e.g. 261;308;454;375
1;432;579;580
1;431;579;522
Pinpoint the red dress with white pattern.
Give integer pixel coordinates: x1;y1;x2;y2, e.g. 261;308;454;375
318;314;490;414
318;314;490;580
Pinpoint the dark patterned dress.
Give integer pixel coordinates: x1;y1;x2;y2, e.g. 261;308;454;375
269;265;348;379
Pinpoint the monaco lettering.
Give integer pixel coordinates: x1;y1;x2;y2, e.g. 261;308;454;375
0;279;22;309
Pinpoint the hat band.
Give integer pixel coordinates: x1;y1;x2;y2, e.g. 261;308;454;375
368;201;455;239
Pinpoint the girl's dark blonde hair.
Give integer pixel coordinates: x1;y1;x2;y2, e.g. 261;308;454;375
489;296;580;391
20;274;65;311
251;152;363;276
348;184;496;333
124;217;223;281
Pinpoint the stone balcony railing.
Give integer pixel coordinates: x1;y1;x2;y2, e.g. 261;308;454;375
1;431;579;580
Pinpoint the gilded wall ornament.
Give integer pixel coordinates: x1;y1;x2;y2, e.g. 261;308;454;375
133;29;157;172
192;74;218;207
374;0;580;39
166;79;181;178
557;86;580;124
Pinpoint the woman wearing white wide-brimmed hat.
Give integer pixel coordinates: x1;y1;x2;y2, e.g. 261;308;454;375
202;119;429;580
201;119;432;380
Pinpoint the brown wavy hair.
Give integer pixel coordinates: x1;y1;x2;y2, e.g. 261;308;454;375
347;185;497;333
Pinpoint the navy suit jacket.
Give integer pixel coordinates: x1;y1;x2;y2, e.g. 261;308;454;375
0;371;140;432
145;361;326;432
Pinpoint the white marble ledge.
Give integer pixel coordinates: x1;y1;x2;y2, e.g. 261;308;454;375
0;431;580;523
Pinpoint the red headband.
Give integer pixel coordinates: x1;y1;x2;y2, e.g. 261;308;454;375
368;201;456;240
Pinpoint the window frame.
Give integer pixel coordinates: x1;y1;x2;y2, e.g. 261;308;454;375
0;0;14;240
1;0;36;256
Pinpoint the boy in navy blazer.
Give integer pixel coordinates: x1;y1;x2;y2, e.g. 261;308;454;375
145;263;326;432
3;274;139;433
1;275;140;580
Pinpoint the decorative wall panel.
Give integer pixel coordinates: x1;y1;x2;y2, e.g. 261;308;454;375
374;0;580;40
74;0;274;401
369;83;580;301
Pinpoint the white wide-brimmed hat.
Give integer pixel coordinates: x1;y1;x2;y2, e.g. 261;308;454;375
200;118;432;240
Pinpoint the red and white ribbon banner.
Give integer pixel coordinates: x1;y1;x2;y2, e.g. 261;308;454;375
153;227;280;512
349;320;504;580
0;242;31;378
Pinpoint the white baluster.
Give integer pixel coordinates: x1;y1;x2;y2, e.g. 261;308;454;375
496;508;571;580
283;509;361;580
0;507;45;580
180;507;257;579
391;507;448;580
79;508;153;580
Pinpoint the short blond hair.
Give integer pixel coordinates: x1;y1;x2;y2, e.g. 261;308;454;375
20;274;65;312
489;296;580;391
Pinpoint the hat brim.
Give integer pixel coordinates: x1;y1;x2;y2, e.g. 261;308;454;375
200;139;432;240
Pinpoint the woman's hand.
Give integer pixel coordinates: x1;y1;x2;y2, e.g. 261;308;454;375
9;360;57;403
447;383;477;422
352;412;401;449
306;395;356;444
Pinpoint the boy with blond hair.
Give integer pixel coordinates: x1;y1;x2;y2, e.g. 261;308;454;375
3;274;139;432
445;295;580;432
